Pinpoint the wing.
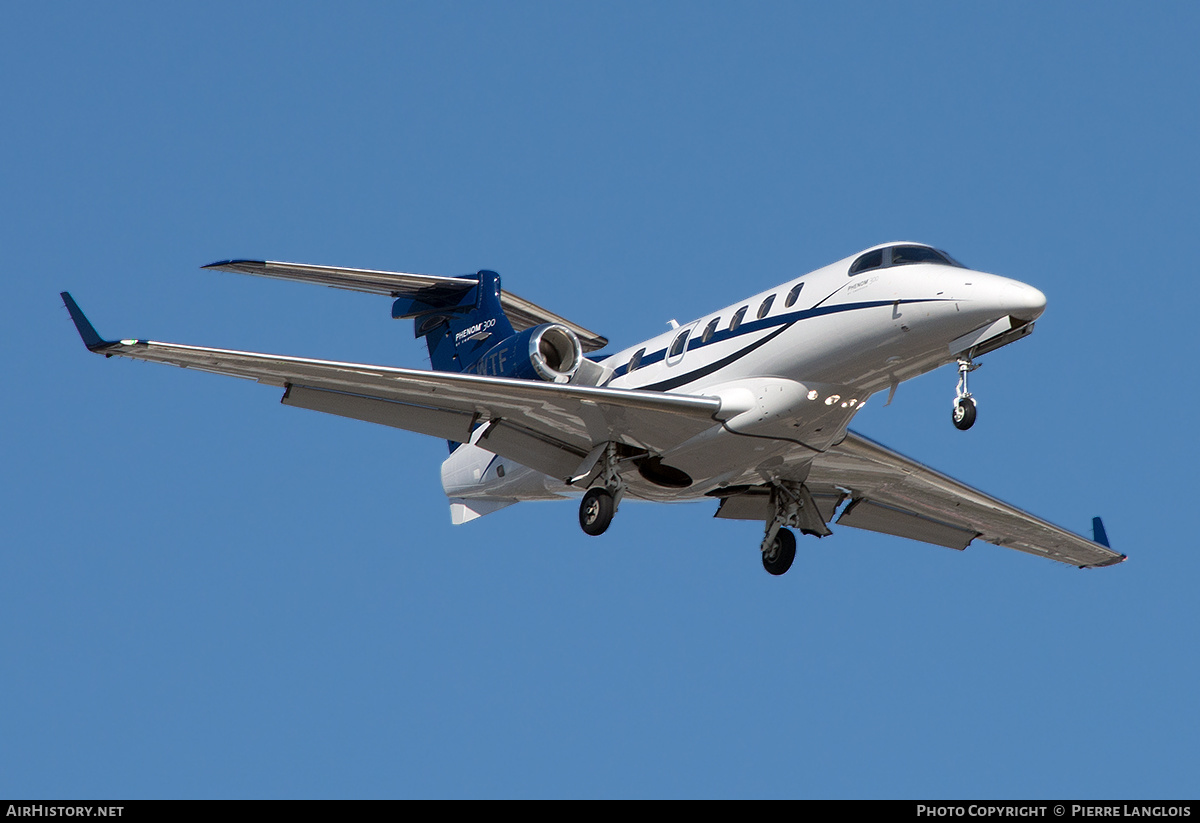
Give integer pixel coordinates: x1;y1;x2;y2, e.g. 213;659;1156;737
61;293;719;481
804;430;1125;568
203;259;608;352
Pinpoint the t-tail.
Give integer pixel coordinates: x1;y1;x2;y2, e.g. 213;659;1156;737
196;259;608;381
392;268;604;450
395;269;516;374
394;268;591;383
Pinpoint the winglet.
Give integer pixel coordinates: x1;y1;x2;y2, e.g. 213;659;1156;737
1079;516;1126;568
201;259;266;271
60;292;113;351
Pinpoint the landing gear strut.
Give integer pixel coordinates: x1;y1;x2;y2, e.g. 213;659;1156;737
952;356;979;431
759;482;831;576
576;442;626;536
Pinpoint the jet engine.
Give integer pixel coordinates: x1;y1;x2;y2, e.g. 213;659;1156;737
469;323;584;383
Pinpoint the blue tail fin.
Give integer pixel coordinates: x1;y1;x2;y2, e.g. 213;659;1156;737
392;270;516;453
393;269;516;373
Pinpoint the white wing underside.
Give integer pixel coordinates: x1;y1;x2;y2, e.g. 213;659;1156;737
89;336;723;482
807;433;1124;568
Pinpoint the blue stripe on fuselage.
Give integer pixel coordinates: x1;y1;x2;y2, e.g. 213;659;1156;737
609;298;946;384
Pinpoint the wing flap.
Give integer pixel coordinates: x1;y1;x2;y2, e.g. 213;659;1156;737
281;385;588;478
472;419;589;479
281;385;478;444
808;431;1126;568
835;498;978;551
204;260;608;352
713;490;844;523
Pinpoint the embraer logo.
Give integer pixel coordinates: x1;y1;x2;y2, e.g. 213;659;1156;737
455;318;496;345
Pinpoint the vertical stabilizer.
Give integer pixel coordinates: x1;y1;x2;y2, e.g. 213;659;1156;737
392;269;516;453
401;270;516;374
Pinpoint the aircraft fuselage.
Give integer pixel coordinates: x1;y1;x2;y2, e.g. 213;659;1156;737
442;243;1047;505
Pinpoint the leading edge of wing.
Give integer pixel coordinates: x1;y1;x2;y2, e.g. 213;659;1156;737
203;259;608;352
61;292;720;445
813;430;1126;569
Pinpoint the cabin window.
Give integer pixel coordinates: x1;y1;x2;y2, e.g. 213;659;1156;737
701;317;720;343
757;294;775;320
669;329;690;358
729;306;748;331
785;282;804;307
628;348;645;372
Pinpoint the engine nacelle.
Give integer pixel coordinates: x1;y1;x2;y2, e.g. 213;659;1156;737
469;323;583;383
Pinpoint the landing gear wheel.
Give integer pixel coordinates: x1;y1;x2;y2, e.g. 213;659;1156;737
952;396;977;431
762;528;797;576
579;487;615;536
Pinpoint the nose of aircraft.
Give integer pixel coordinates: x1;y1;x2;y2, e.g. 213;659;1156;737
1008;281;1047;321
953;273;1047;328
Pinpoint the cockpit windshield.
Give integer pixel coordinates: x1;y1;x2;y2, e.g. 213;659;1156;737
890;246;951;267
849;245;967;276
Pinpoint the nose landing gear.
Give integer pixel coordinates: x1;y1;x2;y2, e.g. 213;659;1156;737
953;357;979;431
952;396;977;430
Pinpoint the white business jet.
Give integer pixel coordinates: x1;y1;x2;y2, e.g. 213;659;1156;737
62;242;1125;575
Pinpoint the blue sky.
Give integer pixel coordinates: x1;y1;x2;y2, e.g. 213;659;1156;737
4;2;1199;799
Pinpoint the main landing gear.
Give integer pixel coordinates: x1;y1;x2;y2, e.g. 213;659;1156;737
952;356;979;431
762;528;797;576
579;487;616;535
760;482;831;576
577;442;625;537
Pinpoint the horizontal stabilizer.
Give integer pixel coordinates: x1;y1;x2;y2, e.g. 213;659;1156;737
204;259;476;297
204;259;608;351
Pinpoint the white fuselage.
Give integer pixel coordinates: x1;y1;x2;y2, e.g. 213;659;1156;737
442;244;1047;506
